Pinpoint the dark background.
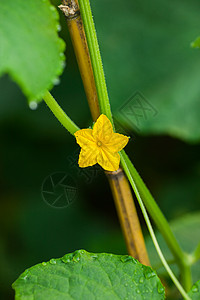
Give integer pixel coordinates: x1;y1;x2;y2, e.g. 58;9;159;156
0;0;200;299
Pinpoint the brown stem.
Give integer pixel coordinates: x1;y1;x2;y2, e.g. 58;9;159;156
106;169;150;264
59;0;150;265
59;0;100;121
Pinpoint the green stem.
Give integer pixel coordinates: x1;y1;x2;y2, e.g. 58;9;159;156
78;0;113;124
43;91;80;135
120;150;193;290
120;153;191;300
120;150;183;263
192;242;200;263
153;258;176;271
180;260;193;293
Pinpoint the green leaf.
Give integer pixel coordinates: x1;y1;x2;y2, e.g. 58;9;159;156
188;280;200;299
12;250;165;300
0;0;65;103
191;37;200;49
146;212;200;282
92;0;200;142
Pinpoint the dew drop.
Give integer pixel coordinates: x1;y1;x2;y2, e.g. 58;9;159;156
57;24;61;32
136;289;140;294
72;250;84;262
52;78;60;85
62;257;70;263
124;283;128;287
120;255;133;263
21;270;29;280
157;282;165;294
144;269;156;279
191;284;199;293
50;259;57;265
62;253;73;263
42;262;47;266
29;101;38;110
73;255;80;262
139;277;144;284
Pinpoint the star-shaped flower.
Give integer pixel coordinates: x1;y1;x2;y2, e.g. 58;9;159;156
74;114;129;171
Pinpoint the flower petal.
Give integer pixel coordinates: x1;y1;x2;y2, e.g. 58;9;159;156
93;114;113;143
104;133;129;152
74;129;96;150
97;148;120;171
78;148;98;168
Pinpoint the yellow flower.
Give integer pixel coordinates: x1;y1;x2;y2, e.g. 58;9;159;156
74;114;129;171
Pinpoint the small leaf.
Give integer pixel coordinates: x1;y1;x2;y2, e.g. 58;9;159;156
12;250;165;299
191;37;200;49
0;0;65;103
188;280;200;299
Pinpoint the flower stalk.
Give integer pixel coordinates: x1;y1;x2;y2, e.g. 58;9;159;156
43;91;79;135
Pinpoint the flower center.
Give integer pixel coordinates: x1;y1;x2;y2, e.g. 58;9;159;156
97;141;102;147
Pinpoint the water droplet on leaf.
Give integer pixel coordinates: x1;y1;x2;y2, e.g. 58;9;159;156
139;277;144;283
57;24;61;32
62;257;70;263
157;282;165;294
52;78;60;85
144;269;156;279
73;255;80;262
120;255;133;263
50;259;57;265
71;250;85;262
21;270;29;280
29;101;38;110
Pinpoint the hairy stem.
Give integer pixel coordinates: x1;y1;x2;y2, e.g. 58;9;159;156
192;242;200;263
180;261;193;293
59;0;100;121
120;153;191;300
120;150;193;291
78;0;113;124
120;151;183;262
43;91;80;135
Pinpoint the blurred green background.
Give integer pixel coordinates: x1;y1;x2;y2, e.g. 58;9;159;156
0;0;200;299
